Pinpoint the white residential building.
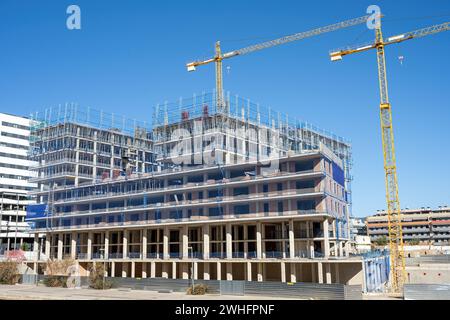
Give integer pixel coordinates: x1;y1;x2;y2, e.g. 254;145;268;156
0;113;38;253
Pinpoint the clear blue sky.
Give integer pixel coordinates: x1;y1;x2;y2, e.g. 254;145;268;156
1;0;449;217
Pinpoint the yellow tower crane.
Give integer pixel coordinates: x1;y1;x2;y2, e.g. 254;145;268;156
186;14;373;107
330;20;450;293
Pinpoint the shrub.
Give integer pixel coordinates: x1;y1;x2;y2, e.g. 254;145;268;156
186;284;208;295
45;258;76;276
43;276;68;288
88;262;112;290
0;260;20;285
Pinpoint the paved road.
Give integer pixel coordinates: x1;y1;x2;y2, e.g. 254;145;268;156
0;284;300;300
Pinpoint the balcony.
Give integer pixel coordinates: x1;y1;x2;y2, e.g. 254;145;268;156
127;252;141;259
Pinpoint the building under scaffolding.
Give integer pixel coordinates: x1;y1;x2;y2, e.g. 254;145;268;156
153;91;352;213
28;104;158;196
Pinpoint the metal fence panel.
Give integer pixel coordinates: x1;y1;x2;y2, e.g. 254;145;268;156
404;284;450;300
220;280;245;296
243;281;345;300
344;285;363;300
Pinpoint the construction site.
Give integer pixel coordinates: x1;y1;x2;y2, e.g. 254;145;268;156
0;3;449;303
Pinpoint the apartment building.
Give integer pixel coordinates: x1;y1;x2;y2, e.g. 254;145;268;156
26;96;364;285
0;113;39;253
367;206;450;244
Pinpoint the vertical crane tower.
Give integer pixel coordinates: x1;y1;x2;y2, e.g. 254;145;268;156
330;19;450;292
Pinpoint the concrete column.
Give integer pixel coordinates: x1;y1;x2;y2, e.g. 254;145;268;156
323;219;330;258
203;263;210;280
122;263;128;277
122;230;128;259
87;232;92;260
203;225;210;259
142;263;147;279
339;241;344;257
311;264;316;283
111;261;115;277
182;263;189;279
142;229;147;259
216;262;221;280
226;263;233;281
131;261;135;278
33;234;39;260
172;262;177;279
243;225;248;258
150;261;156;278
289;219;295;258
290;263;297;283
256;222;262;259
257;263;263;282
182;225;188;259
226;223;232;259
345;241;350;257
334;264;340;284
71;233;77;259
246;262;252;281
281;224;286;258
261;223;266;258
193;262;198;280
280;261;286;282
163;227;169;259
45;236;50;258
104;231;109;259
317;262;323;284
325;263;332;284
309;242;315;259
162;263;169;278
57;234;63;260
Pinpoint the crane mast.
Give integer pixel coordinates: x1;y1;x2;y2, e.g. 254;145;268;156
330;20;449;293
375;26;406;292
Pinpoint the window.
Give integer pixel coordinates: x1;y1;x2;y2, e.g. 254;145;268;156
297;200;315;211
233;186;249;196
198;191;203;199
1;131;28;140
296;180;315;189
263;184;268;193
108;215;115;223
277;183;283;191
278;202;283;213
234;204;250;215
130;214;139;221
264;203;269;213
2;121;29;131
94;217;102;224
209;207;223;217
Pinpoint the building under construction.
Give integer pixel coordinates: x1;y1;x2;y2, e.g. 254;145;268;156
25;93;382;286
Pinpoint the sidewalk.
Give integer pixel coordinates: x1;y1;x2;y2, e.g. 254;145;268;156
0;284;300;300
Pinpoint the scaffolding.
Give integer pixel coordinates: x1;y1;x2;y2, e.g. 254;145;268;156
28;104;157;190
153;91;353;227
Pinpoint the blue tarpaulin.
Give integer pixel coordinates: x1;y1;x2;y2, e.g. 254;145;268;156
26;204;48;219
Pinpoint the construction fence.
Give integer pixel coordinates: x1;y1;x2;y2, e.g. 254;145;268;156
20;275;361;300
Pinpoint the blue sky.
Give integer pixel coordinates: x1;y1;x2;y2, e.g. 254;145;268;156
0;0;449;217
